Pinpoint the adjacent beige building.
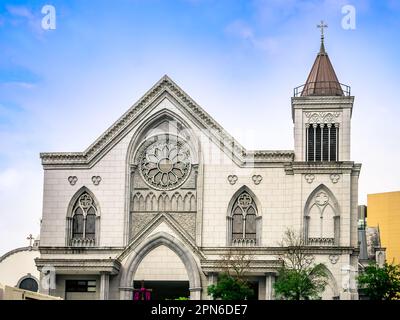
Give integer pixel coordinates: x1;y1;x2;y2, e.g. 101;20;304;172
0;239;40;293
367;191;400;263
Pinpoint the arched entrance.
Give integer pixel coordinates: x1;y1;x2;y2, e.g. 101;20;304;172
321;265;340;300
119;232;202;300
133;245;190;300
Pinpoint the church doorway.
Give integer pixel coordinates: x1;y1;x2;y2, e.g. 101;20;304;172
133;280;189;300
132;244;191;300
246;280;259;300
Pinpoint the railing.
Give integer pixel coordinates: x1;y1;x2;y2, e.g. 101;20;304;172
232;238;256;247
70;238;96;247
307;237;335;246
293;81;351;97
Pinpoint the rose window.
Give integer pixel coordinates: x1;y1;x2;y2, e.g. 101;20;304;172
140;141;191;190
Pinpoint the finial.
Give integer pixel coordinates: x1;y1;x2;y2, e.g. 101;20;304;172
317;20;328;53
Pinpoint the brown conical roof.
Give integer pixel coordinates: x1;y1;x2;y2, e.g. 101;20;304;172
301;38;343;96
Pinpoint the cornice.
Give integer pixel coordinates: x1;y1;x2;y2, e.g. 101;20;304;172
40;75;294;169
201;246;357;255
35;258;121;275
291;96;355;106
200;259;281;274
38;246;125;255
284;161;361;175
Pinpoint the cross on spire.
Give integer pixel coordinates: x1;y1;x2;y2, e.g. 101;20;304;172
317;20;328;41
27;234;34;247
317;20;328;53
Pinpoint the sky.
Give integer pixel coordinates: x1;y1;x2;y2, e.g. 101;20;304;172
0;0;399;256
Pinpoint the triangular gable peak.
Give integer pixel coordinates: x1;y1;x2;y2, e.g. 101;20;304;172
40;75;294;168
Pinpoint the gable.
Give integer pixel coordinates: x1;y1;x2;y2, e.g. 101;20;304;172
40;75;294;169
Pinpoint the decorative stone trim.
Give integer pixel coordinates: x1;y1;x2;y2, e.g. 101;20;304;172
304;174;315;183
330;174;340;184
40;76;295;168
232;238;256;247
227;175;238;185
117;212;205;262
305;111;340;124
329;254;339;264
252;175;263;185
201;259;281;274
68;176;78;186
70;238;96;247
284;162;361;175
307;237;335;246
91;176;102;186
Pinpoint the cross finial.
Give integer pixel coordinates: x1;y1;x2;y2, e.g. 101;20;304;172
27;234;34;247
317;20;328;53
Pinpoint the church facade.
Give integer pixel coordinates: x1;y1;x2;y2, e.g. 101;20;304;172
36;38;361;300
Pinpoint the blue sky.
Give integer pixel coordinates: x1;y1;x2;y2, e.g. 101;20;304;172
0;0;399;255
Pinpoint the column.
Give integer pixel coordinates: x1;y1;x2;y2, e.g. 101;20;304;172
189;287;202;300
265;272;275;300
100;272;110;300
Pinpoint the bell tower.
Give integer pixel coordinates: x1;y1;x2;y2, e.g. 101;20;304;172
292;21;354;162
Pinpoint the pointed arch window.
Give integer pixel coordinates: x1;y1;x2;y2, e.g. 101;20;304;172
304;186;340;246
228;191;260;246
68;192;99;247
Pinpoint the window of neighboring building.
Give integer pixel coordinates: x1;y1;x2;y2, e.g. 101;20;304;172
65;280;96;293
18;277;39;292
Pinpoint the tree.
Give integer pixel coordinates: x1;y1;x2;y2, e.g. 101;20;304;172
357;262;400;300
274;229;328;300
207;249;254;300
207;273;254;300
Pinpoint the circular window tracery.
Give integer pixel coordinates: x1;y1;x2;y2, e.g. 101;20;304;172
139;138;191;190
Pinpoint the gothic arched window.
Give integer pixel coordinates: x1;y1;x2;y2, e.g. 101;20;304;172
228;191;259;246
68;192;99;247
304;185;340;246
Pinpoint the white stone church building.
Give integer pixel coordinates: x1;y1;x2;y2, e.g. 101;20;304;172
36;36;361;300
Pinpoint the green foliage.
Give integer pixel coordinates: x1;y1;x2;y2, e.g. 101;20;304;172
273;229;329;300
358;262;400;300
207;273;254;300
274;263;328;300
174;297;190;300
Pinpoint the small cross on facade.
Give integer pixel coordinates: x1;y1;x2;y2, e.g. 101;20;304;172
317;20;328;41
27;234;34;247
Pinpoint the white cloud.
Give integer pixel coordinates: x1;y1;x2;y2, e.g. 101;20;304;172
225;20;279;54
6;5;45;38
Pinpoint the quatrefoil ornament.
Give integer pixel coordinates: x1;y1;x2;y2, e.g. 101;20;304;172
227;175;238;185
68;176;78;186
92;176;102;186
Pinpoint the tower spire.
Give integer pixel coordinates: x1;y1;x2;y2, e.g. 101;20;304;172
317;20;328;54
299;20;344;96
